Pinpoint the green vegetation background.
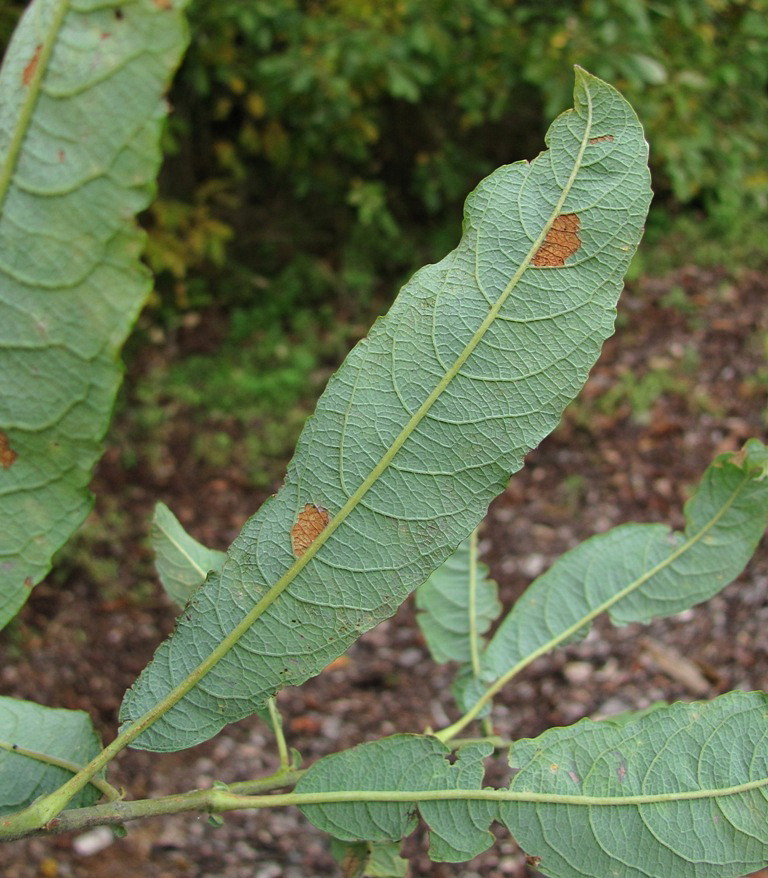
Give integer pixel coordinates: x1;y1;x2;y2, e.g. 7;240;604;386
2;0;767;488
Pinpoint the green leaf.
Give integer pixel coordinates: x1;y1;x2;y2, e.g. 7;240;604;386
329;839;409;878
298;736;496;863
0;0;190;628
151;502;226;607
456;440;768;714
119;68;652;752
501;691;768;877
415;529;501;666
297;692;768;877
0;697;104;815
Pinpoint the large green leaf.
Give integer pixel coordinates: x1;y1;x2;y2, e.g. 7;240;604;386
0;0;190;628
296;692;768;876
119;68;652;751
454;440;768;716
0;696;104;815
151;502;226;607
501;691;768;877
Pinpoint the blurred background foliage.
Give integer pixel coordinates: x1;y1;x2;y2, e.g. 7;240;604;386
2;0;767;485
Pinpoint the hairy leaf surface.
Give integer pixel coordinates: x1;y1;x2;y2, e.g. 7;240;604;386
0;0;189;627
456;440;768;712
297;692;768;876
0;697;103;815
415;530;500;666
120;69;652;751
152;502;226;607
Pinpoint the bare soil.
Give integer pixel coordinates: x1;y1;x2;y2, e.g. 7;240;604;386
2;265;768;878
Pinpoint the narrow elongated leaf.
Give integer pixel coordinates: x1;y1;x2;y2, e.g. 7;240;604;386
415;529;501;665
152;502;226;607
0;0;190;628
0;697;103;815
457;440;768;712
296;692;768;877
119;69;652;751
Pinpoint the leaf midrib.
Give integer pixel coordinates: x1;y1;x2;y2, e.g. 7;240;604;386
0;0;71;215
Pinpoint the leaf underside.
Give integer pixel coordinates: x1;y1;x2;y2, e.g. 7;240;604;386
457;440;768;710
298;691;768;877
0;0;190;628
0;697;103;815
415;532;501;666
151;502;226;607
120;68;652;751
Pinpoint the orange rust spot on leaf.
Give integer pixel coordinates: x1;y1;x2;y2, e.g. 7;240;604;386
532;213;580;267
0;432;17;469
153;0;173;8
22;44;42;86
290;503;329;557
525;855;542;867
588;134;614;144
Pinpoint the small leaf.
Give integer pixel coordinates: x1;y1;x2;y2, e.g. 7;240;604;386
0;697;104;815
151;502;226;606
459;440;768;710
0;0;191;628
297;735;495;863
120;68;652;752
415;531;501;667
329;838;408;878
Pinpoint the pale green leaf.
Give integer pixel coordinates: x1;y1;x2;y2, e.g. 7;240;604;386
329;839;408;878
297;692;768;877
0;0;190;628
152;502;226;607
501;691;768;877
119;68;652;751
457;440;768;713
0;696;103;815
298;736;496;863
415;529;501;666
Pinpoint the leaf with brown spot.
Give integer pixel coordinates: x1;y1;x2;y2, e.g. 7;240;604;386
588;134;614;144
532;213;580;267
0;0;191;628
121;69;653;752
0;432;17;469
291;504;330;557
21;43;41;86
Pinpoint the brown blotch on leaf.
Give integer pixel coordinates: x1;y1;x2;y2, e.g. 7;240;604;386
588;134;614;144
0;432;17;469
24;577;34;590
532;213;581;267
153;0;173;8
21;44;42;86
290;503;330;558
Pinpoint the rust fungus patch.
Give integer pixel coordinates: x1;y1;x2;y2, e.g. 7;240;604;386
290;503;329;558
588;134;614;144
21;44;43;86
0;432;17;469
532;213;581;267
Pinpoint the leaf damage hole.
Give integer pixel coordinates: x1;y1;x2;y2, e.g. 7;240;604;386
532;213;580;267
21;44;42;86
588;134;614;144
290;503;329;558
0;432;17;469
